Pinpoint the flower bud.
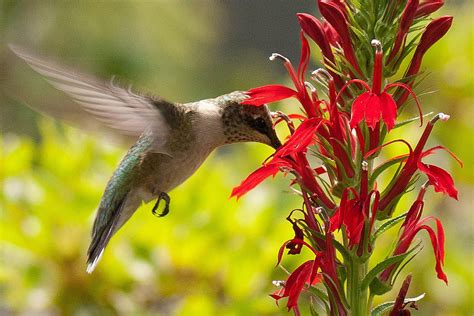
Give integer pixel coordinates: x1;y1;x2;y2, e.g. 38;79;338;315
415;0;444;18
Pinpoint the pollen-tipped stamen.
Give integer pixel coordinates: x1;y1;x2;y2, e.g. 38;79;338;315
371;39;383;95
311;68;333;82
431;112;450;124
269;52;300;92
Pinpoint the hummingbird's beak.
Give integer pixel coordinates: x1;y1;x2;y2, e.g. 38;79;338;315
268;129;282;149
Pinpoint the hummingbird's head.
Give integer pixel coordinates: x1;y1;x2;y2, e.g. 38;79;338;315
220;92;282;149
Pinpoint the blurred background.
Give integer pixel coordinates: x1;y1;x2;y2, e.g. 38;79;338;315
1;1;472;315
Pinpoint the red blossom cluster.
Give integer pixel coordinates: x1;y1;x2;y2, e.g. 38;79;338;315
232;0;459;314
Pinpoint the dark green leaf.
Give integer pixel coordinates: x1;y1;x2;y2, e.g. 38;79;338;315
372;212;407;241
361;253;409;290
371;294;425;316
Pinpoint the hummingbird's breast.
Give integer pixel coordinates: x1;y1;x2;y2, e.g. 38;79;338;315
134;100;225;202
136;142;214;202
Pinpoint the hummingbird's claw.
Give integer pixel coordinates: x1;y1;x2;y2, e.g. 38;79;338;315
152;192;171;217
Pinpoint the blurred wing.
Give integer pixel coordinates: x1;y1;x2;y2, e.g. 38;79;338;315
10;45;170;153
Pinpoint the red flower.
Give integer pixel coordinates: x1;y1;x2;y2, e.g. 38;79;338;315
417;146;462;199
339;40;422;131
415;0;444;18
231;118;322;198
377;114;462;210
330;163;379;247
380;185;447;284
330;188;365;245
272;239;322;314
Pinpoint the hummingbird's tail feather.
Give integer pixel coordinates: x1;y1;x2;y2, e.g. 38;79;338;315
86;194;129;273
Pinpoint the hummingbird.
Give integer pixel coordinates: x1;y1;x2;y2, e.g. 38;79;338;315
10;46;282;273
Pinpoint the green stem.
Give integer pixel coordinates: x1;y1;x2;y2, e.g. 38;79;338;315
349;258;369;316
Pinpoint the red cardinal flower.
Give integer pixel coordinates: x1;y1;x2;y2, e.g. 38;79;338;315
380;184;447;284
330;188;365;245
230;118;322;198
330;162;379;247
339;40;422;131
272;240;322;314
377;113;462;211
417;146;462;199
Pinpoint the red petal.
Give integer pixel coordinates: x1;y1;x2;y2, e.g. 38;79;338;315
285;260;314;310
330;207;343;232
364;94;382;130
421;145;463;167
416;224;448;284
350;92;370;129
277;118;321;157
322;20;341;46
379;92;397;130
350;92;381;130
241;85;297;105
298;31;311;82
418;163;458;199
231;160;285;198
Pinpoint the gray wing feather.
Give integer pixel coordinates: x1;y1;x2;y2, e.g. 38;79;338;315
10;45;170;153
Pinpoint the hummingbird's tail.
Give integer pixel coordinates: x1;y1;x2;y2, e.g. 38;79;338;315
86;193;129;273
86;135;153;273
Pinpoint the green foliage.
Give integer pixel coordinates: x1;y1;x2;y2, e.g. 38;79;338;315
1;120;304;315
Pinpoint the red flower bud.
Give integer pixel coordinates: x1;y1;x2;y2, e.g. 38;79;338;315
387;0;419;64
318;0;362;75
297;13;335;62
407;16;453;78
322;20;341;46
397;16;453;105
415;0;444;18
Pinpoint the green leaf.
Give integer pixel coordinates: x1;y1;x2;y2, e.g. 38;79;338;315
372;212;407;242
371;294;425;316
308;288;330;313
310;302;320;316
370;157;405;184
360;253;409;290
369;277;393;296
394;112;434;129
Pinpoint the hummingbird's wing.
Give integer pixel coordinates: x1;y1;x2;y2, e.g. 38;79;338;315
10;45;171;154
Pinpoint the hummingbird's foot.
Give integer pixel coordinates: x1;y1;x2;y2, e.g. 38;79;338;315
151;192;171;217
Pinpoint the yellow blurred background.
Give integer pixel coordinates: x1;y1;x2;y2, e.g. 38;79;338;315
1;1;472;315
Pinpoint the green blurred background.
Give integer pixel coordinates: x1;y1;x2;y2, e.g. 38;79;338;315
1;1;472;315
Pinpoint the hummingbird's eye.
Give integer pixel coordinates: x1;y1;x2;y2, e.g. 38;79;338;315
252;117;268;134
